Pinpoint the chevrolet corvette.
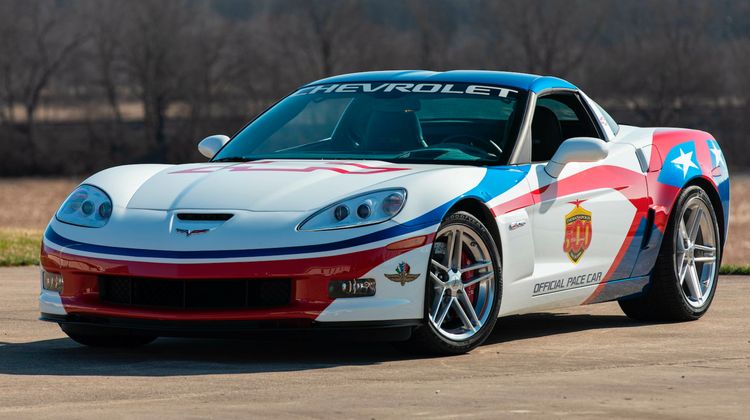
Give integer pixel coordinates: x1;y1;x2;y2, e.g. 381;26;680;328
40;70;730;354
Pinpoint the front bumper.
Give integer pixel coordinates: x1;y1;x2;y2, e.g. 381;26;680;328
40;229;434;327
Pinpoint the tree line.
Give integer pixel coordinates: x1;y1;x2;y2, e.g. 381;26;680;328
1;0;748;176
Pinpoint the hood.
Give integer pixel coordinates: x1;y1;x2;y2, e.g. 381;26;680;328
124;160;440;211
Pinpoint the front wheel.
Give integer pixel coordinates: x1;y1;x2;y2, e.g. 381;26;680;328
400;211;502;355
619;186;721;321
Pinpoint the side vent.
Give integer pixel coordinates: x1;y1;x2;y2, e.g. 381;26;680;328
176;213;233;221
641;208;656;249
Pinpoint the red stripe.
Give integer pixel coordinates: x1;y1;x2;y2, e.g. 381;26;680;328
487;164;651;304
491;193;535;216
42;234;432;321
586;130;719;303
170;161;410;175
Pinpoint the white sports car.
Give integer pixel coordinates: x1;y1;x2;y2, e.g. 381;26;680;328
40;70;730;354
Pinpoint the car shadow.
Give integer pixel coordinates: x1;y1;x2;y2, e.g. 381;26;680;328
485;311;643;345
0;312;642;377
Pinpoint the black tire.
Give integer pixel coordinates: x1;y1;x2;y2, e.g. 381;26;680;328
618;186;721;322
61;325;157;348
398;211;502;355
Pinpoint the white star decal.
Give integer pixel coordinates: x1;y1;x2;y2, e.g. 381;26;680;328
671;148;699;177
709;142;724;167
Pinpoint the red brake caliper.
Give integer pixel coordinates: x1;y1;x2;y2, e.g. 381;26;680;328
461;245;478;304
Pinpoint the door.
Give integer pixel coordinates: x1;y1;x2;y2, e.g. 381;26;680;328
523;92;649;311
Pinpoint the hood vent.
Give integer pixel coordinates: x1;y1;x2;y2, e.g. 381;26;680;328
176;213;233;221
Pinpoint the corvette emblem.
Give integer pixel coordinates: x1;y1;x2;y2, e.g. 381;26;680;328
385;261;420;286
175;228;210;237
563;199;592;264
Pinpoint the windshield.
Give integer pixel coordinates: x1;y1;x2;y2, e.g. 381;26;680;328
215;82;525;165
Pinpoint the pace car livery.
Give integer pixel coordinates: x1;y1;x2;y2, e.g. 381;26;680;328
40;71;729;354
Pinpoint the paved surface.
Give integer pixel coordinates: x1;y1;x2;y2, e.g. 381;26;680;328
0;266;748;419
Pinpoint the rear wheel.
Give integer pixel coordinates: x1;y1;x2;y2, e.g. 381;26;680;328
619;186;720;321
61;325;157;348
400;211;501;355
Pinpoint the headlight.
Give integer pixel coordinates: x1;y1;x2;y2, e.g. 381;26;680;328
56;185;113;228
298;189;406;231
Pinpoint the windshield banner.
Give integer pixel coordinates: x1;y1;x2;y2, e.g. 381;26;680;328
294;83;518;98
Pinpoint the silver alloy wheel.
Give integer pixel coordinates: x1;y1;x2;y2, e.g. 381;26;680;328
674;196;718;308
428;225;496;341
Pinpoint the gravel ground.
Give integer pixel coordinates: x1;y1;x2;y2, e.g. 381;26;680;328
0;266;748;419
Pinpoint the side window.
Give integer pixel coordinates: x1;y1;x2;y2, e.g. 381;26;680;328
531;93;601;162
593;101;620;135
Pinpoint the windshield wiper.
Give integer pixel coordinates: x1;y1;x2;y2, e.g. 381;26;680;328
393;149;448;159
212;156;255;162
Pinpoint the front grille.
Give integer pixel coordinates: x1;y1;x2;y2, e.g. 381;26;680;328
99;276;291;310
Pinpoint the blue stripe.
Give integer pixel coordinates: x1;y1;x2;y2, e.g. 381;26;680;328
45;166;531;260
586;276;650;304
45;209;442;260
466;165;531;201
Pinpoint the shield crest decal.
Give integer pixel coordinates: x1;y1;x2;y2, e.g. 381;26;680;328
563;200;592;264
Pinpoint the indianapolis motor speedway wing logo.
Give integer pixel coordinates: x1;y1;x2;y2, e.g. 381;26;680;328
385;261;420;286
563;200;592;264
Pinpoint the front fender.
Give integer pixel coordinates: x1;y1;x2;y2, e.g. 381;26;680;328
81;164;174;209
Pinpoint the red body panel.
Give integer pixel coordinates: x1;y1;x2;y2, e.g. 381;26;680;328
41;235;430;321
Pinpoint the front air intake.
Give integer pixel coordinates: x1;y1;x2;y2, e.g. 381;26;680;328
176;213;233;221
99;277;291;309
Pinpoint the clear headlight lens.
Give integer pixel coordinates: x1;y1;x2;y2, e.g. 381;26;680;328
56;185;113;228
298;189;407;231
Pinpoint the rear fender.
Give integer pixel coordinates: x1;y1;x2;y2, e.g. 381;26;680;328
631;129;729;277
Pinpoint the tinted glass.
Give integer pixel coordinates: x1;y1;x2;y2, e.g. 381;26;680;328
215;82;524;165
593;101;620;135
531;93;601;162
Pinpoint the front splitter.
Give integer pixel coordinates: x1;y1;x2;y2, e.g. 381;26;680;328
41;313;421;342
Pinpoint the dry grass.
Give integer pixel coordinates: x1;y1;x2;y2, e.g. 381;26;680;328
0;229;41;266
0;178;80;267
0;175;747;266
0;178;80;230
723;173;750;265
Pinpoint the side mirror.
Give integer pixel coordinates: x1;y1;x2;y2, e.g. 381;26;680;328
544;137;608;178
198;135;230;159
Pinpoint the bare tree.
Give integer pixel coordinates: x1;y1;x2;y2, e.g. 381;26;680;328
406;0;458;69
0;0;747;174
119;1;195;161
478;0;605;77
265;0;369;80
74;0;130;162
0;4;19;127
0;0;85;168
175;3;240;160
601;0;721;126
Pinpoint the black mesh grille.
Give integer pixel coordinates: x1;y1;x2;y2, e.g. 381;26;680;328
99;276;291;309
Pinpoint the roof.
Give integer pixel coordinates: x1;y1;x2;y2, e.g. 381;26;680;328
303;70;577;93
